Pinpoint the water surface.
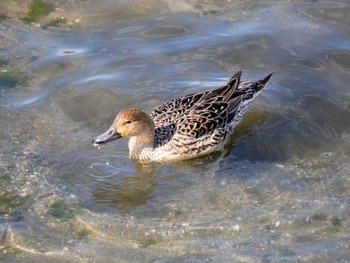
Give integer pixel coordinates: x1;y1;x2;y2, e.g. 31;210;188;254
1;1;350;262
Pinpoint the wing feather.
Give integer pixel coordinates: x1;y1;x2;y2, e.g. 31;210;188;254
151;71;272;148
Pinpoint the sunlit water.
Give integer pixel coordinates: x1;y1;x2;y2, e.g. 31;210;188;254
1;1;350;262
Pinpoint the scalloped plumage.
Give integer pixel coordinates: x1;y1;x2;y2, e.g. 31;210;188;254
92;70;272;163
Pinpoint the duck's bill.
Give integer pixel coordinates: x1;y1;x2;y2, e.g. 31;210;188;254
92;126;121;147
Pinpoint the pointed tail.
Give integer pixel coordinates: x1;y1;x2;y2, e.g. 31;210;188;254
256;72;273;92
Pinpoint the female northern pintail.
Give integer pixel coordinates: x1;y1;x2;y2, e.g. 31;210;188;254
92;70;272;163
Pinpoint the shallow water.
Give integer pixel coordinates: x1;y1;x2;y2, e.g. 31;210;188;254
1;0;350;262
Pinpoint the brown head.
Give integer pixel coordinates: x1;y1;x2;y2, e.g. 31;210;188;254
92;108;155;146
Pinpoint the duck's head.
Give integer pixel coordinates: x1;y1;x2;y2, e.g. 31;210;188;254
92;108;154;147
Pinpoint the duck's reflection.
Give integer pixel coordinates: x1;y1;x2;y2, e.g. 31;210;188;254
94;164;156;210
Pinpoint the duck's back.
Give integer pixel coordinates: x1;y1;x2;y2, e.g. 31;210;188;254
149;71;272;161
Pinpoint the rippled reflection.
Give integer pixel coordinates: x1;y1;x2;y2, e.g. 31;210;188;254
95;164;157;210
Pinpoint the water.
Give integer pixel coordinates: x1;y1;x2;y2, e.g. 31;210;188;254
1;1;350;262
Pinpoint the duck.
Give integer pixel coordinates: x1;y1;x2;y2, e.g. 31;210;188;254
92;70;272;163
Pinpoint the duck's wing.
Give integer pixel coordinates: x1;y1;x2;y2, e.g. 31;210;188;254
175;71;273;138
150;88;215;147
152;71;272;146
150;71;243;127
150;90;211;126
151;71;241;147
175;101;230;138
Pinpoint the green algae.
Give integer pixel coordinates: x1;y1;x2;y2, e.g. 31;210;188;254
18;151;27;157
24;0;54;22
202;9;220;16
45;17;81;30
309;213;342;232
330;216;342;227
0;14;8;22
311;213;327;222
261;257;271;263
78;228;93;239
138;238;157;248
0;70;27;89
0;194;30;212
6;164;16;170
45;17;67;27
47;159;56;165
47;200;79;222
278;247;296;257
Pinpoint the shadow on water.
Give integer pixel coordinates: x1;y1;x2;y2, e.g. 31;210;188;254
94;164;157;211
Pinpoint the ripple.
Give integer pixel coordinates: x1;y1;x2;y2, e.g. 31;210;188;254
141;25;189;38
74;73;120;84
81;154;131;180
67;150;158;210
56;88;126;127
67;150;132;187
292;58;324;70
326;51;350;72
298;2;349;23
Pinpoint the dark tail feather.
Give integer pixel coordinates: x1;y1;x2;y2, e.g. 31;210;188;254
218;70;242;100
256;72;273;91
227;70;242;87
227;72;273;122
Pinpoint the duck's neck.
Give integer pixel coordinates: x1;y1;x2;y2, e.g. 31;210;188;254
128;133;155;163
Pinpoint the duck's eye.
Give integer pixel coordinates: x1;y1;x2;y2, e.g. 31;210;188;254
124;120;132;125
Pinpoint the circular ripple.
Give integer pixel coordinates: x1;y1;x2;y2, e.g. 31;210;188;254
327;52;350;72
141;25;189;38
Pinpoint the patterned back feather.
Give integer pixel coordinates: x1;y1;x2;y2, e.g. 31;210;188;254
150;71;272;148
